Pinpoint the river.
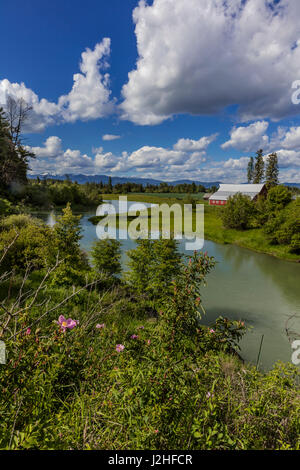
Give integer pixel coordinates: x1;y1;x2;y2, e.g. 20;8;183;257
36;201;300;371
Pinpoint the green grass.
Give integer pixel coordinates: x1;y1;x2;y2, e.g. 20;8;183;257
100;194;300;262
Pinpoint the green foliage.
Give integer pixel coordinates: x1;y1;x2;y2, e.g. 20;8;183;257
247;156;254;183
267;185;292;212
0;208;299;450
265;152;279;187
0;198;13;216
126;239;181;299
0;256;299;450
0;214;55;272
253;149;265;184
222;193;255;230
51;203;89;285
91;238;122;276
264;200;300;253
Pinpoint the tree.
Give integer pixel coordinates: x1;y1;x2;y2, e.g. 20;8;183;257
266;185;291;212
107;176;113;193
0;98;34;191
253;149;265;184
126;238;181;299
91;239;122;276
222;193;254;230
5;96;32;146
265;152;279;187
247;156;254;183
51;203;89;285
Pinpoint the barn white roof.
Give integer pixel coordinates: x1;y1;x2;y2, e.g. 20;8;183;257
209;184;265;201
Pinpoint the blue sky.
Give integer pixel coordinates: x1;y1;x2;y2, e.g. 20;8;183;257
1;0;300;182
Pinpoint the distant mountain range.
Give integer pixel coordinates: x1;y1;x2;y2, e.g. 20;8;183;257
28;173;300;189
284;182;300;189
28;173;221;188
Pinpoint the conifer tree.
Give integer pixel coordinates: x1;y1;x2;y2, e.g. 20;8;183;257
253;149;265;184
265;152;279;187
247;156;254;183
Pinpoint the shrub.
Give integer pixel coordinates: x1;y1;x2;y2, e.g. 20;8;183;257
222;193;254;230
126;238;182;299
267;185;291;212
91;238;122;276
264;200;300;252
0;215;55;272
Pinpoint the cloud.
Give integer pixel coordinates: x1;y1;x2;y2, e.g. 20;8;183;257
0;79;60;132
120;0;300;125
102;134;121;141
59;38;115;122
174;134;218;151
28;136;94;174
28;132;214;176
270;126;300;150
221;121;269;152
0;38;114;132
28;129;300;182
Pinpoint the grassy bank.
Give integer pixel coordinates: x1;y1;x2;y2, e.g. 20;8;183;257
100;193;300;262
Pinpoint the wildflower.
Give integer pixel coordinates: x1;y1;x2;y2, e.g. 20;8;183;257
154;429;158;434
25;328;31;335
116;344;125;353
147;339;151;345
206;392;214;399
209;328;215;334
96;323;105;329
137;326;144;330
130;334;138;339
57;315;78;332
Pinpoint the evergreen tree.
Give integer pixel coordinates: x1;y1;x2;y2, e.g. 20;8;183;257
253;149;265;184
108;176;113;193
91;239;122;276
247;156;254;183
126;238;181;299
265;152;279;187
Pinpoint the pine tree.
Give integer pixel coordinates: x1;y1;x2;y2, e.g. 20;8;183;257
265;152;279;187
247;156;254;183
108;176;113;193
253;149;265;184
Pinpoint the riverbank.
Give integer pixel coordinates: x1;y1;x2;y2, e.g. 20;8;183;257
100;193;300;262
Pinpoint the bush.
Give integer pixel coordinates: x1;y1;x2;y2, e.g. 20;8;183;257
91;238;122;276
126;238;182;299
0;215;55;272
267;185;291;212
264;200;300;252
222;193;254;230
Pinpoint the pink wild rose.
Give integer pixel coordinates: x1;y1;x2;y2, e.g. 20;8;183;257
57;315;78;332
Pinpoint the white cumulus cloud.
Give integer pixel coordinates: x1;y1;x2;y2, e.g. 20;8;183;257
221;121;269;152
0;38;115;132
121;0;300;125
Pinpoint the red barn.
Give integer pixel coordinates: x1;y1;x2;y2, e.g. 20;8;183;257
209;184;266;206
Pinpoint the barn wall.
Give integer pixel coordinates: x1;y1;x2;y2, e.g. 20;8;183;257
209;200;227;206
